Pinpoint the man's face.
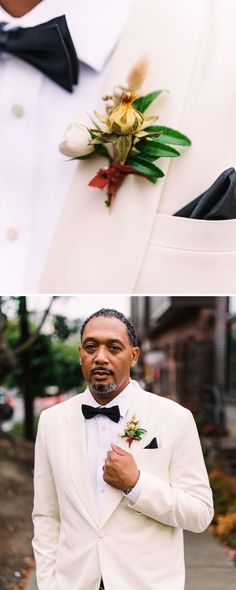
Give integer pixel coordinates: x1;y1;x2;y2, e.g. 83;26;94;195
80;316;139;403
0;1;43;18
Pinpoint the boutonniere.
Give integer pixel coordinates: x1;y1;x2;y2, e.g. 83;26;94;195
59;56;191;209
120;415;147;448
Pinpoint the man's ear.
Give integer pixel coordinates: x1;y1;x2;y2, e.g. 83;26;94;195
78;345;82;364
131;347;140;367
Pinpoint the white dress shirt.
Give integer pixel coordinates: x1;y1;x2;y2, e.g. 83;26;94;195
83;382;143;519
0;0;136;292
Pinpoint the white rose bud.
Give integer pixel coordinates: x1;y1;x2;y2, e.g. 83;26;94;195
59;123;95;158
119;82;129;91
113;86;124;98
106;99;115;113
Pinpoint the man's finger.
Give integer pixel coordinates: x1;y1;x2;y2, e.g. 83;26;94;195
111;443;126;455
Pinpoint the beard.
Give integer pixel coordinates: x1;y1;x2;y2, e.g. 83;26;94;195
90;382;117;395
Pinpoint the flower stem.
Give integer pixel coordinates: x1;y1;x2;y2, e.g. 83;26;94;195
105;193;113;210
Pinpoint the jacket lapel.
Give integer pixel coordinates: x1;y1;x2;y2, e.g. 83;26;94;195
39;0;206;293
99;381;150;528
67;392;99;529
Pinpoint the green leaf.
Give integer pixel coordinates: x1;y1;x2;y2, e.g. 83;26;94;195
138;428;147;436
91;133;120;145
116;135;132;164
144;126;191;146
133;90;164;113
94;144;112;161
136;140;180;158
102;133;120;144
128;155;164;176
90;128;103;136
127;155;164;183
90;137;103;145
131;150;157;163
111;121;122;134
135;130;162;139
70;153;94;161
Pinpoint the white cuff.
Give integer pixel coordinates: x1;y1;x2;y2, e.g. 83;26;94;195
123;471;144;503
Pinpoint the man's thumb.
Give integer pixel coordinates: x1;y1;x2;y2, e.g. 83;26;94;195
111;443;126;455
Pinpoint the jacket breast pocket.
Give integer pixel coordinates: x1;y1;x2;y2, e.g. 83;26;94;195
138;447;172;480
135;214;236;293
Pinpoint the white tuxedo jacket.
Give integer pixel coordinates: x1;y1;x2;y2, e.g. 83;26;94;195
39;0;236;294
32;381;214;590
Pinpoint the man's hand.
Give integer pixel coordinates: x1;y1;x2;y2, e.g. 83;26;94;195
102;443;140;490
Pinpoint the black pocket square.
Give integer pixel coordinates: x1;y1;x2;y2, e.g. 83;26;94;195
144;437;158;449
174;167;236;220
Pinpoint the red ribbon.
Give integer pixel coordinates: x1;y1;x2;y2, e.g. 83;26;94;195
88;162;144;198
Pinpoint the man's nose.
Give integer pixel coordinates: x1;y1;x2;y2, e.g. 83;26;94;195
94;346;109;364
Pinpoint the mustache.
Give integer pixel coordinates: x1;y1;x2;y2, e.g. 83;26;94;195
91;367;114;375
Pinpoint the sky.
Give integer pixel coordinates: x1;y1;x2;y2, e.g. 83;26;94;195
27;295;131;320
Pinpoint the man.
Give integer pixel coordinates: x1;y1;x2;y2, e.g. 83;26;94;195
39;0;236;294
0;0;135;292
32;308;214;590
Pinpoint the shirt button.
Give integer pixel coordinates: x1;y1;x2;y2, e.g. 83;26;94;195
98;531;105;538
6;227;19;241
102;426;107;431
11;104;24;118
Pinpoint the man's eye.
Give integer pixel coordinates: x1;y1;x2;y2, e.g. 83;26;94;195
85;344;96;351
109;345;121;352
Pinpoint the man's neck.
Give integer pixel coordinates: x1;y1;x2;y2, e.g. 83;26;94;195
0;0;42;17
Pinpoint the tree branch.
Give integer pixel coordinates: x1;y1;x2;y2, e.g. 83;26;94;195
15;296;57;355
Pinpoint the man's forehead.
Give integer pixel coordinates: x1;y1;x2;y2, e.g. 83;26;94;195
82;316;129;340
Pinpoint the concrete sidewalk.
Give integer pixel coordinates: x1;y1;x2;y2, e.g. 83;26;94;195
26;530;236;590
184;530;235;590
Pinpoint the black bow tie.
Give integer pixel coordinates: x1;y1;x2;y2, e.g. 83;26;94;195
82;404;121;423
0;15;79;92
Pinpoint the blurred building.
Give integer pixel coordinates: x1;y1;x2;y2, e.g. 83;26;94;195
131;297;236;454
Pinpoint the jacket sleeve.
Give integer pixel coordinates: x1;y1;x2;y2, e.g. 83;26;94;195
32;412;60;590
127;409;214;532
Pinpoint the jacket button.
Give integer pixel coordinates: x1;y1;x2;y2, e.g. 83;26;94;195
6;227;19;241
11;104;24;118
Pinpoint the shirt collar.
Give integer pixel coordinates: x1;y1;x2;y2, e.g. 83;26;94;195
85;380;132;418
0;0;137;72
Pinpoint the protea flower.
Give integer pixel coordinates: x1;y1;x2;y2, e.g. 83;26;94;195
107;93;144;135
